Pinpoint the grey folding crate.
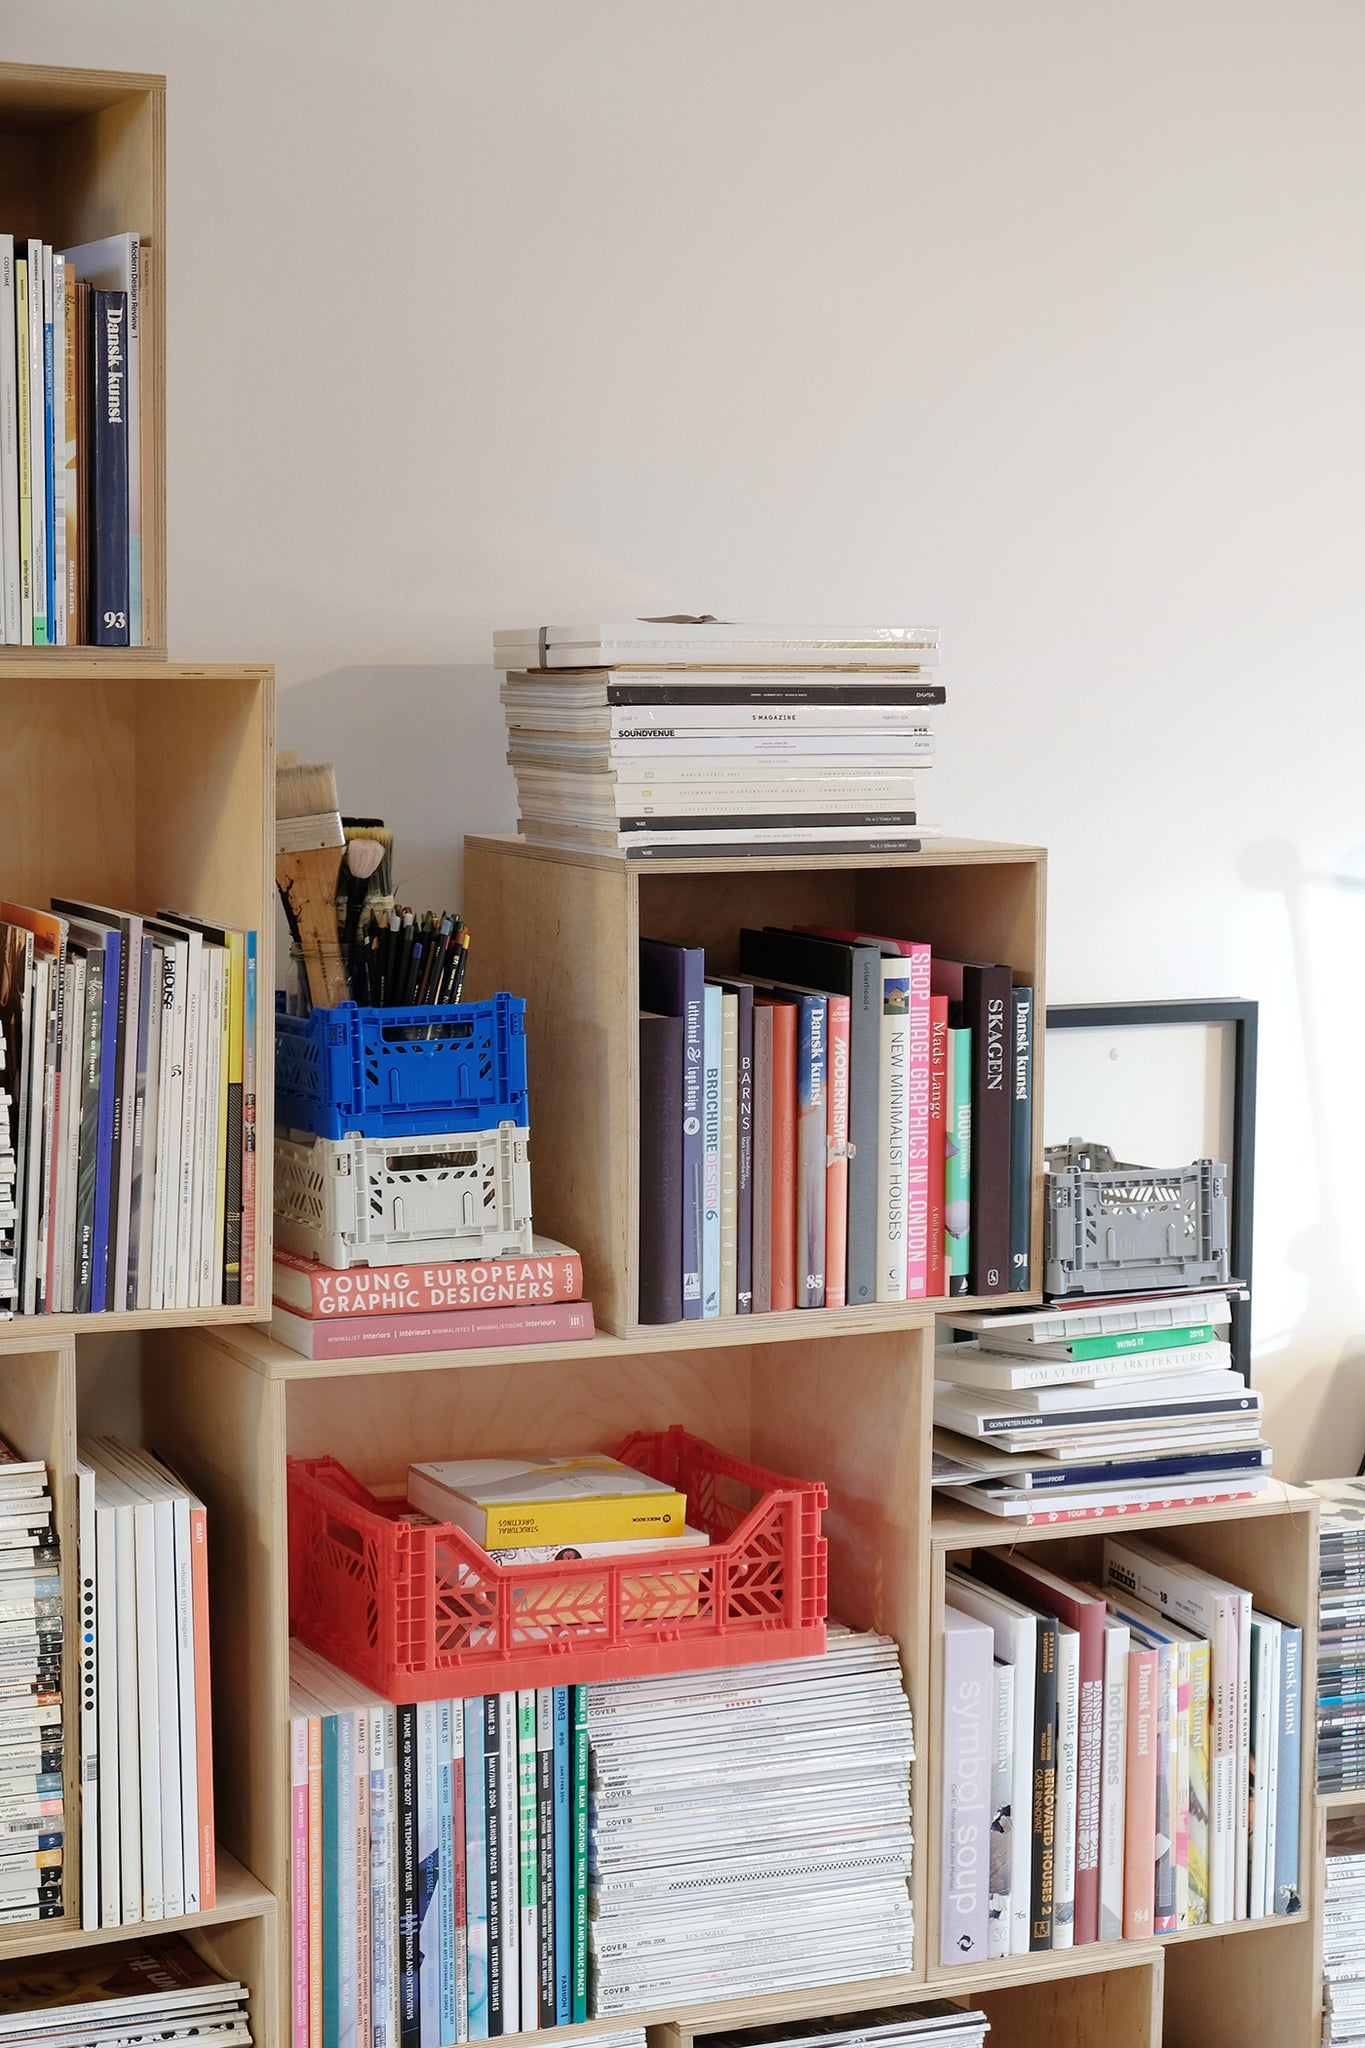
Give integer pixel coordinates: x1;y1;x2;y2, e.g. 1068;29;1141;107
1043;1139;1230;1297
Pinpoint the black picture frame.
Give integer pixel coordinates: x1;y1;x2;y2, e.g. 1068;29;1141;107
1044;1000;1258;1384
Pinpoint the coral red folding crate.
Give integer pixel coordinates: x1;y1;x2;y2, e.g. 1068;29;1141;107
287;1425;828;1700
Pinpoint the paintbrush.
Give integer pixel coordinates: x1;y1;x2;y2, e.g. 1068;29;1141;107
277;761;352;1008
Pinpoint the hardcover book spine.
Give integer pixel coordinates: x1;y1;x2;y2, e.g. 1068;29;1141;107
14;258;31;643
1053;1629;1079;1948
43;252;56;638
88;289;129;645
989;1659;1014;1958
1009;986;1033;1290
323;1715;341;2048
680;956;704;1317
823;993;850;1308
768;1000;798;1311
845;946;882;1305
240;929;257;1305
946;1025;972;1295
965;964;1013;1294
571;1687;588;2023
927;994;949;1300
794;993;827;1307
462;1699;488;2044
751;1002;773;1313
483;1696;502;2037
223;931;244;1304
309;1718;324;2047
1273;1625;1301;1915
397;1703;419;2048
1174;1642;1192;1928
1187;1638;1213;1925
637;1014;683;1324
717;990;738;1315
1123;1647;1158;1939
74;953;103;1313
1030;1616;1059;1949
0;237;18;642
1099;1624;1129;1944
291;1716;310;2044
940;1610;992;1965
701;982;721;1317
734;983;753;1312
552;1687;570;2025
904;942;931;1298
535;1690;555;2028
63;260;78;645
25;245;46;644
876;960;910;1302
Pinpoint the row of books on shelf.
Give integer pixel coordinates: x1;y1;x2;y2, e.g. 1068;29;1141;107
77;1441;216;1929
288;1623;914;2047
1307;1475;1365;1795
0;901;257;1317
638;927;1031;1323
0;1935;253;2045
0;232;145;648
931;1290;1267;1522
496;619;942;857
939;1535;1302;1967
0;1437;61;1927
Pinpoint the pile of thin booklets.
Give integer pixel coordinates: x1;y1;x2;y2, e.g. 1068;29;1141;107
0;1934;252;2045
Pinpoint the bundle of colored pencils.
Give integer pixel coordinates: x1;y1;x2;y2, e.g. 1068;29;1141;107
346;909;470;1008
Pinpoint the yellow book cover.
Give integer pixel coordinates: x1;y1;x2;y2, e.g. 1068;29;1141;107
14;258;30;643
408;1454;687;1548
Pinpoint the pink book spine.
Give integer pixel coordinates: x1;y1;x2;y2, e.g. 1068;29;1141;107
823;994;850;1308
1176;1653;1191;1920
1019;1490;1262;1527
291;1716;310;2048
283;1300;596;1359
354;1712;371;2048
904;943;932;1297
1124;1646;1159;1939
926;996;949;1299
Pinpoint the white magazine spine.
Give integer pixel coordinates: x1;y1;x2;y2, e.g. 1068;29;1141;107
112;1498;141;1921
1235;1587;1251;1918
987;1660;1013;1958
50;253;65;645
0;235;18;642
151;1493;182;1915
172;1492;200;1912
25;244;45;647
130;1494;163;1917
173;930;202;1308
76;1459;99;1931
355;1704;372;2048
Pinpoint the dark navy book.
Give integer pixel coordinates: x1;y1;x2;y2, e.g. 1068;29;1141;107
89;289;130;646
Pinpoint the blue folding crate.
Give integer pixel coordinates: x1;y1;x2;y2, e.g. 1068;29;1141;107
275;991;530;1140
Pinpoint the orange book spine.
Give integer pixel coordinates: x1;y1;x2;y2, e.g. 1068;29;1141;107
768;1001;797;1310
188;1503;217;1907
1123;1644;1159;1938
823;994;850;1307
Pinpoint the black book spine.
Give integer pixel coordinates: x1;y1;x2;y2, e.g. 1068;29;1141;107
124;934;152;1309
637;1013;684;1323
605;681;946;705
103;933;130;1311
397;1702;420;2048
964;964;1013;1295
1009;987;1034;1293
88;290;129;647
1031;1616;1059;1949
73;952;103;1314
484;1694;503;2035
536;1697;556;2028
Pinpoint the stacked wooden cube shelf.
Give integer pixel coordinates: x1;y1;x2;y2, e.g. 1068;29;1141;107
0;62;166;660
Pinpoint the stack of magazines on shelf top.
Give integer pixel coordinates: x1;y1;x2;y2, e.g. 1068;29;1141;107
1305;1475;1365;1794
939;1536;1302;1967
699;2006;989;2048
0;1936;253;2045
930;1287;1268;1524
495;618;943;858
0;1435;61;1927
1323;1813;1365;2048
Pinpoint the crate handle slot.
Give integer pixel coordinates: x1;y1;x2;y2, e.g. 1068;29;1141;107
324;1512;366;1557
380;1021;474;1043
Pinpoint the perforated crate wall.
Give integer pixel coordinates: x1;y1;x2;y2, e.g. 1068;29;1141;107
274;1122;533;1269
276;993;529;1140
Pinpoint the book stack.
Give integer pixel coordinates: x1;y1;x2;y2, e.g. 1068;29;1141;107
290;1644;602;2043
1323;1813;1365;2047
931;1290;1269;1523
0;1934;253;2044
700;2003;989;2048
939;1536;1302;1965
495;619;942;858
638;928;1032;1322
0;232;146;648
0;1436;61;1925
586;1627;915;2012
1306;1477;1365;1794
270;1237;594;1360
0;902;258;1316
77;1441;216;1929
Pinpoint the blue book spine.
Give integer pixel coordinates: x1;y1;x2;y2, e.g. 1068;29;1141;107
322;1715;341;2048
462;1699;488;2043
701;983;721;1316
794;993;828;1308
417;1702;441;2048
89;290;129;646
437;1703;457;2047
1009;987;1034;1292
398;1703;420;2048
337;1712;357;2048
552;1688;570;2023
89;930;121;1310
1275;1626;1303;1914
42;269;55;636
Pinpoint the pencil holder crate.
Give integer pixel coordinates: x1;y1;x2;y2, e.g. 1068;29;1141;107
274;1122;534;1269
275;991;529;1140
286;1424;828;1700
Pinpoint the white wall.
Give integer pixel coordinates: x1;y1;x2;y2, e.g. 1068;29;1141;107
11;0;1365;1477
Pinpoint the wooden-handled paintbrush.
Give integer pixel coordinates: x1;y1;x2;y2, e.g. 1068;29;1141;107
276;761;351;1008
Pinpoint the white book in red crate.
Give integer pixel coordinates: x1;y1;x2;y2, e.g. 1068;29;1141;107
939;1604;993;1967
273;1235;584;1317
270;1299;595;1359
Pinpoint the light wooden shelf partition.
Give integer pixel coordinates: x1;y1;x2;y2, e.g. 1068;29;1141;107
0;63;166;659
462;833;1048;1338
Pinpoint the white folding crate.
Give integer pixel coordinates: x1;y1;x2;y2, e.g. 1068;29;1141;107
274;1121;534;1270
